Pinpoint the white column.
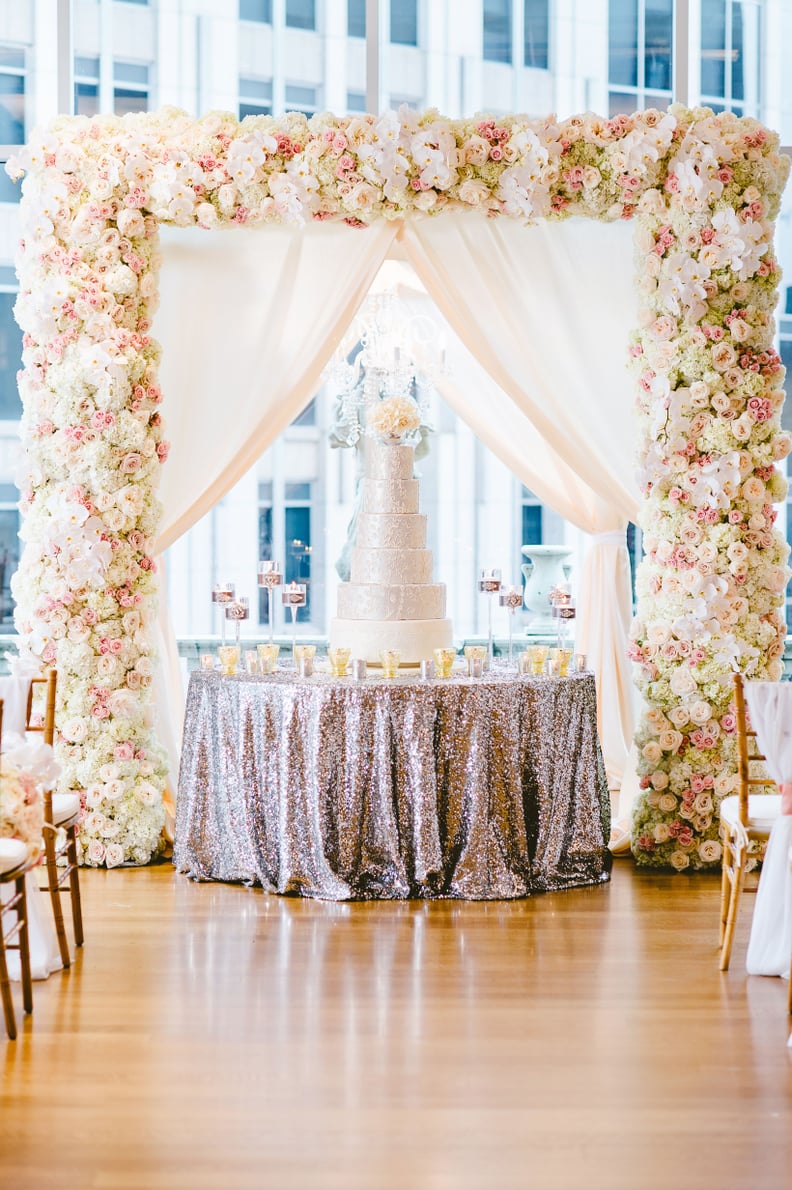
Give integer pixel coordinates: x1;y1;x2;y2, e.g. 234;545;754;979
323;0;347;114
272;0;286;114
672;0;691;106
99;0;113;113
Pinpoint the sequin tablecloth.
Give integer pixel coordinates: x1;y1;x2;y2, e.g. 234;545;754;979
174;668;611;900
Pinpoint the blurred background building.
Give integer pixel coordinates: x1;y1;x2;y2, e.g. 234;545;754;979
0;0;789;640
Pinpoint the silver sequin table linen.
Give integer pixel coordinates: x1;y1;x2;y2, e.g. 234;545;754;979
174;668;611;900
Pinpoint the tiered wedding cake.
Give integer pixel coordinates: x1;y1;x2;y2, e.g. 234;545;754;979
330;438;453;664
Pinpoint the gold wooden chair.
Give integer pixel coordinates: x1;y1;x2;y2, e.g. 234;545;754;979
26;669;83;969
718;673;782;971
0;699;36;1039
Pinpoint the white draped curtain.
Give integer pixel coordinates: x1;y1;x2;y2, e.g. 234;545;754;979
151;214;643;841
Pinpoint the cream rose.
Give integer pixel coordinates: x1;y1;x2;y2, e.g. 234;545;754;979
670;850;690;871
659;793;678;813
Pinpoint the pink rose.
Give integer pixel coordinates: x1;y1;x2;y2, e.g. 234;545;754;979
121;452;142;473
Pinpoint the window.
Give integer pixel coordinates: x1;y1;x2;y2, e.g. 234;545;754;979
391;0;418;46
285;84;318;116
258;483;274;623
608;0;672;114
285;484;313;623
239;78;273;119
74;56;99;118
524;0;549;69
484;0;512;65
286;0;315;31
700;0;761;116
114;61;150;116
0;483;20;630
240;0;272;20
346;90;366;112
521;488;543;551
348;0;366;39
0;272;22;422
292;398;317;428
0;47;25;145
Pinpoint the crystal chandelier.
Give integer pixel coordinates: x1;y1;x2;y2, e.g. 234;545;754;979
325;290;446;447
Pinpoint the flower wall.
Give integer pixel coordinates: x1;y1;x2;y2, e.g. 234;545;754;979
6;105;789;867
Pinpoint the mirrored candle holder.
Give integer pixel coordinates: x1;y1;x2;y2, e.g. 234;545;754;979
217;645;240;676
420;659;435;680
478;568;502;670
244;650;259;675
256;643;280;674
200;654;216;672
548;647;573;677
517;651;531;675
257;561;283;645
281;582;307;656
351;659;367;680
544;658;560;677
464;644;487;676
225;595;249;646
499;584;523;666
211;582;235;647
572;653;588;673
433;647;456;678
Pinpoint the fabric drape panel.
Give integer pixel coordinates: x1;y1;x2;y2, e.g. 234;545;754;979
400;213;640;519
151;222;397;795
393;269;634;791
155;221;398;549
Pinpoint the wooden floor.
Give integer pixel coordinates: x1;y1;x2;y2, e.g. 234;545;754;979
1;862;791;1190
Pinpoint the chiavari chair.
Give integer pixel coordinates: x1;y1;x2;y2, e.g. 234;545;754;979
0;699;35;1039
26;669;83;968
718;673;782;971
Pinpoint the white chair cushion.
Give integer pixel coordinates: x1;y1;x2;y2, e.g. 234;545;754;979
720;793;782;835
0;837;29;875
51;792;80;826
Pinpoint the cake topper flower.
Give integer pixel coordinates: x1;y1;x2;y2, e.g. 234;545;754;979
368;395;421;441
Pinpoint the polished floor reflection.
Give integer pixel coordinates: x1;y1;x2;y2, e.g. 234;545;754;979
2;863;791;1188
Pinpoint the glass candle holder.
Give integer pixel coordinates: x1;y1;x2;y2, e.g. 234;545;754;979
225;596;249;646
257;561;283;645
282;582;307;656
199;654;215;672
380;649;401;678
572;653;588;673
527;644;548;675
211;582;235;647
328;647;351;677
478;568;502;670
244;651;259;675
433;647;457;678
293;643;316;676
256;643;280;674
217;645;240;676
499;585;523;666
552;647;574;677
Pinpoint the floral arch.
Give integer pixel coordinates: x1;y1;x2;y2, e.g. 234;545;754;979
6;104;790;869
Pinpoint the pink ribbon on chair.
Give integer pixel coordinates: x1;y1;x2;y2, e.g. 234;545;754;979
780;781;792;815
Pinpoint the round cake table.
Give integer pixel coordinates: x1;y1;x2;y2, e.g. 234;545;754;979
174;666;611;900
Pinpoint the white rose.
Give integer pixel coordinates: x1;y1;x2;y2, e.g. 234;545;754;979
642;741;662;764
62;718;88;743
670;850;690;871
105;843;125;868
650;771;669;791
698;839;722;863
689;700;712;726
653;823;671;844
659;793;678;813
670;668;698;696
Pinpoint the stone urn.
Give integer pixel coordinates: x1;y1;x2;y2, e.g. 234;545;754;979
521;545;573;631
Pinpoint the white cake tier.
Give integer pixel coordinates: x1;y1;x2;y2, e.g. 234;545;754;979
363;478;419;515
350;546;433;585
356;512;427;550
337;583;446;621
365;440;414;481
329;617;454;665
